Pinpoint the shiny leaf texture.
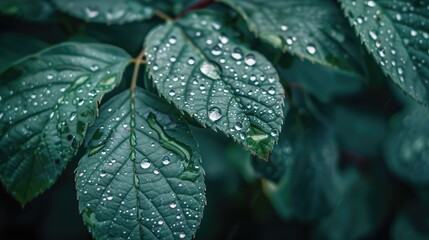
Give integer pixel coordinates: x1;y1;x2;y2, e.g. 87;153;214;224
0;42;130;204
384;104;429;184
52;0;155;24
219;0;362;72
340;0;429;104
76;88;205;240
145;11;285;160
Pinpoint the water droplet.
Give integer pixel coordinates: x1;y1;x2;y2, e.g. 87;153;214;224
170;203;177;209
280;25;288;31
306;44;316;55
179;233;186;239
231;48;243;60
244;54;256;66
47;74;54;80
211;46;222;56
218;35;229;44
162;156;170;165
268;87;276;95
366;0;375;7
169;36;177;44
187;57;195;65
369;31;377;40
208;107;222;122
199;61;221;80
410;30;417;37
69;112;77;121
107;196;113;201
100;171;107;177
85;7;99;18
270;130;277;137
234;122;242;131
90;64;99;71
158;220;164;225
395;13;402;21
397;67;403;75
141;161;151;169
170;56;177;62
169;89;176;96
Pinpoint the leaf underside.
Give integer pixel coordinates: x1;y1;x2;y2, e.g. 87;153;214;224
76;88;205;240
340;0;429;104
145;11;286;160
0;42;130;204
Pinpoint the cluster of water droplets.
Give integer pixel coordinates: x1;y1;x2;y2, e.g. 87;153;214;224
146;13;285;148
61;1;153;24
345;0;429;98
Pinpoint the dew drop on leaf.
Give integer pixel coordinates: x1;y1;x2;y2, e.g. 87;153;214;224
208;107;222;122
199;61;221;80
244;54;256;66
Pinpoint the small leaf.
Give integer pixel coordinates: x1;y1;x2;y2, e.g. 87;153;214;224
145;11;286;160
264;118;340;220
52;0;155;24
340;0;429;104
218;0;362;72
0;42;130;205
384;104;429;185
76;88;205;240
0;0;55;21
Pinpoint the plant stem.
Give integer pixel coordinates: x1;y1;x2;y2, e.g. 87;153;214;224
176;0;215;19
154;10;172;21
131;50;146;96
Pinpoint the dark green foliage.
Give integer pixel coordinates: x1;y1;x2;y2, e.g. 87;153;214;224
0;0;428;239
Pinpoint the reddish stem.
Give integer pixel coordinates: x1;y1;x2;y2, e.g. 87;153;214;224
176;0;215;19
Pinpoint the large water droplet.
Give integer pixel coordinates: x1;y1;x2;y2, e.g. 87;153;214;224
199;61;221;80
211;46;222;56
179;233;186;239
169;36;177;44
208;107;222;122
141;161;151;169
170;203;177;209
244;54;256;66
231;48;243;60
268;87;276;95
187;57;195;65
306;44;316;55
162;156;170;165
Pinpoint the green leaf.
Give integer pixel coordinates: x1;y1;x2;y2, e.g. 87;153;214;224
76;88;205;240
278;59;363;103
391;202;429;240
0;0;55;21
334;105;388;156
145;11;285;160
0;33;48;71
218;0;362;72
264;118;340;220
52;0;155;24
340;0;429;104
313;169;388;240
0;42;130;205
384;104;429;185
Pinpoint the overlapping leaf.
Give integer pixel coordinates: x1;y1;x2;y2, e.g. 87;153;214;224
145;11;285;160
264;118;340;220
76;88;205;240
391;203;429;240
384;104;429;184
0;42;130;204
219;0;362;72
340;0;429;104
